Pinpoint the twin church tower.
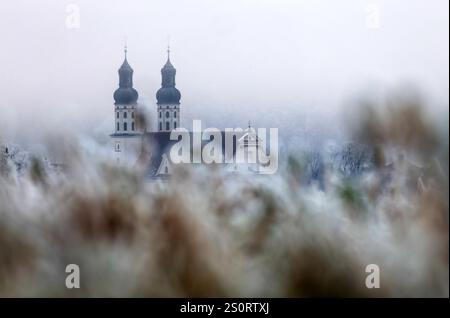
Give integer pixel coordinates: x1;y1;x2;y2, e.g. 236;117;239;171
110;46;181;163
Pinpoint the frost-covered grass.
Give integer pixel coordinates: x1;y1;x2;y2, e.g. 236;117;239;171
0;95;448;297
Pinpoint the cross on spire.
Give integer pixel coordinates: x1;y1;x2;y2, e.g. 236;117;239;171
124;35;128;59
167;34;171;61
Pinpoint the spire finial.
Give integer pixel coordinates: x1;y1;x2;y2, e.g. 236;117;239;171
167;35;171;61
124;35;128;59
248;120;251;128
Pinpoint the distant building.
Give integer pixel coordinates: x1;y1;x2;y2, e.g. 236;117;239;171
110;45;271;177
110;46;142;164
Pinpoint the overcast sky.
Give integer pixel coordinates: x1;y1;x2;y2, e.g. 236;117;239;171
0;0;448;147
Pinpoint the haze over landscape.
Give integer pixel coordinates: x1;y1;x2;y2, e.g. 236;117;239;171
0;1;448;298
0;0;448;153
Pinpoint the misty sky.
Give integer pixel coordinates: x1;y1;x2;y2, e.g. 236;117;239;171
0;0;448;148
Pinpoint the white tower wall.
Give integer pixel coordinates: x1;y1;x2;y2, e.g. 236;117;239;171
158;104;180;131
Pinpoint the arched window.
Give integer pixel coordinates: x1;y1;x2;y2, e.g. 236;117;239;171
132;122;135;131
174;122;177;129
159;122;162;131
174;111;177;118
117;122;119;131
166;122;170;131
166;111;170;118
124;112;127;118
124;122;127;131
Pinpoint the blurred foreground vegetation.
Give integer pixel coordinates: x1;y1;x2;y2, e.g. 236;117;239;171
0;91;448;297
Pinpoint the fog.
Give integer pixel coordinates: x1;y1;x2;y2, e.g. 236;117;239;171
0;0;448;150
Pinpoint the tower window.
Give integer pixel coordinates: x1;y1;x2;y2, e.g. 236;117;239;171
174;122;177;129
132;122;135;131
159;112;162;118
166;122;170;131
166;111;169;118
116;112;119;119
174;111;177;118
117;122;119;131
124;122;127;131
159;122;162;131
124;112;127;119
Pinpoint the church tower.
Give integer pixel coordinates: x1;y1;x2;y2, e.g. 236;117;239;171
110;46;141;164
156;47;181;131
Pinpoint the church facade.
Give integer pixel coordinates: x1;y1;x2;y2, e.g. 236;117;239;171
110;46;274;177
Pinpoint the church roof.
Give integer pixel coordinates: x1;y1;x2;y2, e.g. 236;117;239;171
156;87;181;104
119;57;133;71
162;58;175;70
114;46;139;105
141;131;246;178
156;47;181;104
114;87;138;104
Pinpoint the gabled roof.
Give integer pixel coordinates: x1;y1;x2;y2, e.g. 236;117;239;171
140;131;247;178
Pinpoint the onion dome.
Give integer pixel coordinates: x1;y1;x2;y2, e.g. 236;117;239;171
156;47;181;104
113;46;139;104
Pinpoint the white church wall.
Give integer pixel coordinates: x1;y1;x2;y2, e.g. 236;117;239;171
115;104;138;134
158;104;180;131
111;136;141;165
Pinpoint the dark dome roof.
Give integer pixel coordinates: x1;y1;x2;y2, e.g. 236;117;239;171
162;59;175;71
156;86;181;104
119;58;133;71
114;87;138;104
